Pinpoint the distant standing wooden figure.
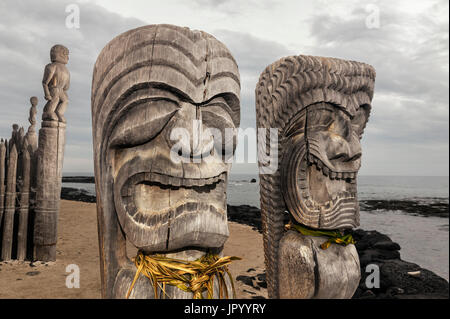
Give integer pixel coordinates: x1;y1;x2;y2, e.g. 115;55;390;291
33;45;70;262
42;45;70;123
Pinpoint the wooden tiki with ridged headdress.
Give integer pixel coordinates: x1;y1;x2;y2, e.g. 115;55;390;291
255;55;375;298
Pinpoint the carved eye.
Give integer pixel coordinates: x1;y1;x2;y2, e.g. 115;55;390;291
328;117;351;141
201;97;236;155
352;105;370;138
109;99;179;148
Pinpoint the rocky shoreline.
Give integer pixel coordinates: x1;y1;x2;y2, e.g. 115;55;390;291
360;199;448;218
60;187;449;299
227;205;449;299
61;187;96;203
62;176;95;183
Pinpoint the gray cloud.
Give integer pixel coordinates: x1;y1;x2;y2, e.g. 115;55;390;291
0;0;447;175
213;29;294;128
190;0;281;16
0;0;145;172
303;0;449;175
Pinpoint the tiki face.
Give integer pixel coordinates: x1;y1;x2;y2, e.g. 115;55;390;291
282;102;370;230
92;25;240;261
109;87;237;252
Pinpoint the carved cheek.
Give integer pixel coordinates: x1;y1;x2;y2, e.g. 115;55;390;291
307;131;333;167
201;104;237;159
111;141;158;179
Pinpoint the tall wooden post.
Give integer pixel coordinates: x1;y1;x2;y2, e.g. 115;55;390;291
1;144;17;261
33;121;66;261
17;141;31;261
33;45;69;262
0;140;6;228
26;97;39;260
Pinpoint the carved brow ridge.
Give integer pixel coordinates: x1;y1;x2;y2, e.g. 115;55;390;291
104;85;235;149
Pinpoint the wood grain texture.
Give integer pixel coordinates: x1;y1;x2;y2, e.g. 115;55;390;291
0;97;40;261
17;142;31;261
26;97;39;151
33;122;66;261
33;46;69;262
91;24;240;298
255;55;375;298
42;45;70;123
278;231;360;299
1;145;17;261
0;141;5;230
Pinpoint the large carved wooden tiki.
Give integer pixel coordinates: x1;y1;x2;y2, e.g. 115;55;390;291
256;55;375;298
91;25;241;298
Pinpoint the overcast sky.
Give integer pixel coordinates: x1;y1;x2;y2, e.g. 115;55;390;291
0;0;448;176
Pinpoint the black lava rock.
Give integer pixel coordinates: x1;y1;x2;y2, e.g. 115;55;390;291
61;187;96;203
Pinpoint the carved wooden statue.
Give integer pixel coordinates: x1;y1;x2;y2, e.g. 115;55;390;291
0;97;39;261
255;55;375;298
1;144;17;261
42;45;70;123
26;96;39;151
91;25;240;298
33;45;70;261
1;47;68;262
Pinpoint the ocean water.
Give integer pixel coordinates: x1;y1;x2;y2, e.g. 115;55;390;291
227;174;449;281
63;174;449;280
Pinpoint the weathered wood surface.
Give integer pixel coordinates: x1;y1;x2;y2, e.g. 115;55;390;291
92;24;240;298
33;45;69;262
278;231;360;299
42;45;70;123
255;55;375;298
33;122;66;261
0;140;5;228
1;145;17;261
0;97;41;261
26;97;39;153
17;142;31;261
15;127;25;184
26;97;39;247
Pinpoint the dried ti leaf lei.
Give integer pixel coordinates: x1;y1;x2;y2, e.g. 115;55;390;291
286;222;356;250
126;252;241;299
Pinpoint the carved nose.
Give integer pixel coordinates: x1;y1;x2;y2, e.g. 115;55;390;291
327;134;362;163
346;134;362;162
165;102;208;157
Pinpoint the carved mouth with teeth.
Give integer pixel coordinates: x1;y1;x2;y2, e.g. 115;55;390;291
307;155;358;182
114;171;229;253
297;154;359;229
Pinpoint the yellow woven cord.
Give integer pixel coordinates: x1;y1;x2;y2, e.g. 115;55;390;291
126;252;241;299
286;222;355;250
